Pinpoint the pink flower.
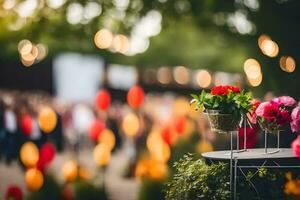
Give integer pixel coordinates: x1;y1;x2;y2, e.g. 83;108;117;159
255;102;270;117
291;107;300;132
263;103;279;122
277;110;291;126
272;96;296;107
292;135;300;159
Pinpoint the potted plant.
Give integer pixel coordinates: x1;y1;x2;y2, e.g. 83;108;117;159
255;96;297;153
191;85;253;133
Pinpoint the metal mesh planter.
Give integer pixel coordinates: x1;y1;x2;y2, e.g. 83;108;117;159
205;110;240;133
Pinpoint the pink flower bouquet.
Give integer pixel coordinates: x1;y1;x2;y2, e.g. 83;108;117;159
291;106;300;132
255;96;296;132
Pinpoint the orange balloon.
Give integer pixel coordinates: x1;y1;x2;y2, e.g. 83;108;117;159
20;142;39;168
25;168;44;191
62;160;78;182
98;129;116;150
127;85;145;108
93;144;111;166
122;113;140;137
38;106;57;133
148;161;168;180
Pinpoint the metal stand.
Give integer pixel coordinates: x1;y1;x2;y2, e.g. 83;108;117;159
233;115;248;153
202;148;300;200
263;130;281;155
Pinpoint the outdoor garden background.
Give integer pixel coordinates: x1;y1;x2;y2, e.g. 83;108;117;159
0;0;300;199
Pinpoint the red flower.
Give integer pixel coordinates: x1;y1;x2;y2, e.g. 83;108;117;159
211;86;228;95
226;85;240;93
262;102;279;122
211;85;240;96
277;109;291;126
5;186;23;200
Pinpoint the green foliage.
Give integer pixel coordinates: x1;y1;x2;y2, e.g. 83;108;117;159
165;154;230;200
27;176;62;200
191;89;252;120
73;180;108;200
138;179;166;200
165;154;290;200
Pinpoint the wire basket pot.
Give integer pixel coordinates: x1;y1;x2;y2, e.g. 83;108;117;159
205;110;240;133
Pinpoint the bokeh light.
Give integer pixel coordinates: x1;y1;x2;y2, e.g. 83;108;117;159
94;29;113;49
173;97;190;116
98;129;116;151
93;143;111;166
258;35;279;57
280;56;296;73
112;34;129;54
196;140;214;153
173;66;189;85
25;168;44;191
247;73;263;87
38;106;57;133
20;142;39;168
157;66;172;84
62;160;78;182
243;58;261;79
122;112;140;136
196;70;212;88
18;39;33;55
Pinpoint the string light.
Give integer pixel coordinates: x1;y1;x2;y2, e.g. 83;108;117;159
243;58;261;79
196;70;211;88
94;29;113;49
280;56;296;73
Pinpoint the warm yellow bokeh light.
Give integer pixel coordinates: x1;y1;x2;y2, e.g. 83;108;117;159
94;29;113;49
147;131;164;153
148;162;168;180
20;142;39;168
173;97;190;116
93;143;111;166
280;56;296;73
196;70;211;88
182;119;196;140
196;140;214;153
112;34;129;54
260;39;279;57
122;113;140;137
147;131;170;163
173;66;189;85
36;43;48;61
247;73;263;87
157;66;172;84
21;57;35;67
25;168;44;191
258;34;270;49
18;39;33;55
243;58;261;79
38;106;57;133
79;167;91;180
98;129;116;150
62;160;78;182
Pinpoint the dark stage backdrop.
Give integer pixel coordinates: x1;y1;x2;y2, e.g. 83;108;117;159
0;58;53;94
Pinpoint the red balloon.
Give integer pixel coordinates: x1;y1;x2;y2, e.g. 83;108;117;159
174;116;186;135
21;114;33;136
127;85;145;108
161;127;172;146
89;120;105;141
37;143;56;170
95;89;111;111
5;185;23;200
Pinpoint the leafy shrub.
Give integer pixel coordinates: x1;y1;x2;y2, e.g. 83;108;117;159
165;154;230;200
